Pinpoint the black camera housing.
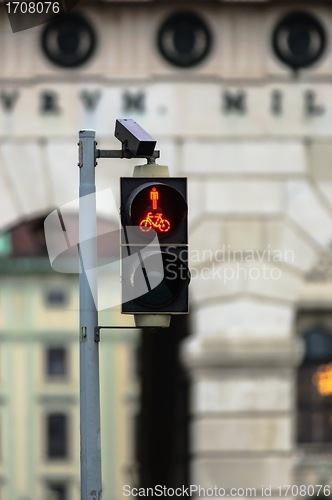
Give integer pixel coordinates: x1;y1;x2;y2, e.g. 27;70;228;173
115;119;156;157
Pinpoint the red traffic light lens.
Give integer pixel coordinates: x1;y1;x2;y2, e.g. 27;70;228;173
127;183;187;238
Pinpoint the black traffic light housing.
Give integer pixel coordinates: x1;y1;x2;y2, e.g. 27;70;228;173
120;177;189;315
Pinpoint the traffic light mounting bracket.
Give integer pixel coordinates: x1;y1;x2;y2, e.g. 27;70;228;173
79;119;188;332
94;325;159;343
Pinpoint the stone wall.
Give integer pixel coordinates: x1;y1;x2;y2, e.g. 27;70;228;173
0;1;331;497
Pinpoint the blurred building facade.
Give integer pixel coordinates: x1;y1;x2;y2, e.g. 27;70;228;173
1;0;332;499
0;218;138;500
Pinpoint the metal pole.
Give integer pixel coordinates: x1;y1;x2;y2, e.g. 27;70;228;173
79;129;102;500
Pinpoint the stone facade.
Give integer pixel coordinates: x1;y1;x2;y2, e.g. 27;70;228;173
0;1;332;498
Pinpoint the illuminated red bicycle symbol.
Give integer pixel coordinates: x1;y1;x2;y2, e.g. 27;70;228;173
139;187;171;233
140;212;171;233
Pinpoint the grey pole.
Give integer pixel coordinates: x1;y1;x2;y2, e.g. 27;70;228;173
79;129;102;500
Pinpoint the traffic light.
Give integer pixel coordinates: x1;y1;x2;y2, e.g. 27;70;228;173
120;176;190;320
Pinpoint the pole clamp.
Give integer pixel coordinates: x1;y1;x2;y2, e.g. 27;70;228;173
77;140;83;167
80;326;87;342
94;327;100;343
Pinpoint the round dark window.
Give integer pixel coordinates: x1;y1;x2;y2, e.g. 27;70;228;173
272;11;326;70
158;11;212;68
42;13;96;68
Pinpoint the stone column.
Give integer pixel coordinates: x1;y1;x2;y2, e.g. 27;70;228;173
183;326;303;497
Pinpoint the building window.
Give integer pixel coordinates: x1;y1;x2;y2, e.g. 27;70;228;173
46;482;68;500
47;414;68;458
0;231;12;257
41;13;96;68
273;11;326;70
46;347;67;377
297;327;332;443
157;11;212;68
45;290;68;307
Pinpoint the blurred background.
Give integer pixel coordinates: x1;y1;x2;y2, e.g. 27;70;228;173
0;0;332;499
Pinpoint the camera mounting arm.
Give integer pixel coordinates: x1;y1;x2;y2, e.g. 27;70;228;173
95;147;160;162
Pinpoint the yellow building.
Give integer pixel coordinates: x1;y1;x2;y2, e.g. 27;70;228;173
0;218;138;500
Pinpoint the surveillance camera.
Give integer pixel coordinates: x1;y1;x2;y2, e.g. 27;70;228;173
115;119;157;157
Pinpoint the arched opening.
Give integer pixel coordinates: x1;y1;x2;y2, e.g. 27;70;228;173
0;213;119;263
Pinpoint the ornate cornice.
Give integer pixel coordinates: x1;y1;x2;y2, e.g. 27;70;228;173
181;338;304;370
